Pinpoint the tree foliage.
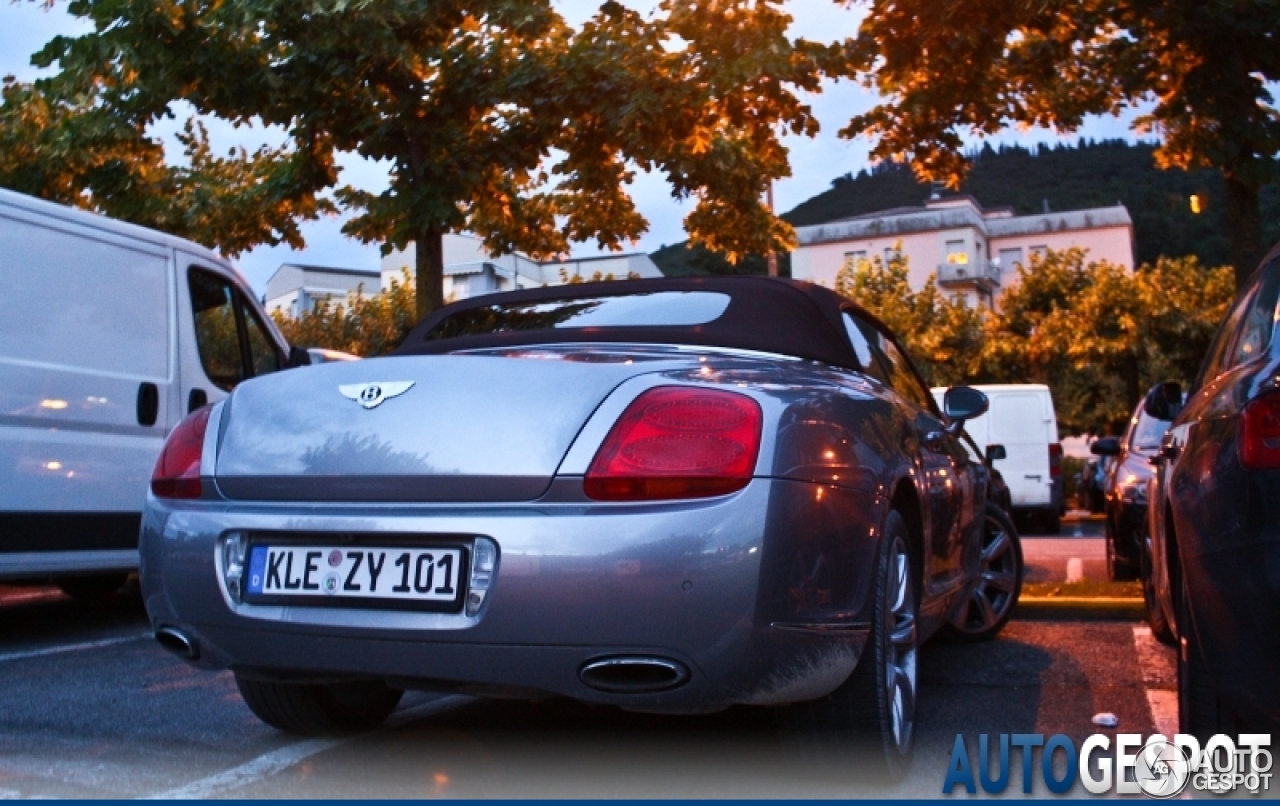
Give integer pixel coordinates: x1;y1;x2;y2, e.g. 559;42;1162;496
0;76;326;255
843;0;1280;284
835;249;1235;433
834;249;985;387
17;0;828;319
270;270;419;358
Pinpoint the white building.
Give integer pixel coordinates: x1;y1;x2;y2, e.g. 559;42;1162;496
265;232;662;317
264;263;382;318
379;234;662;299
790;195;1135;307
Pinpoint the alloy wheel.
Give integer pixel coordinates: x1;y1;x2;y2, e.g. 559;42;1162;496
950;509;1020;636
886;540;918;753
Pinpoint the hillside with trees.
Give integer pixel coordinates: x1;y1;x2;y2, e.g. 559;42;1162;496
652;139;1280;276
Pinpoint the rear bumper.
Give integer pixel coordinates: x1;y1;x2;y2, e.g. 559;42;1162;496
141;478;881;713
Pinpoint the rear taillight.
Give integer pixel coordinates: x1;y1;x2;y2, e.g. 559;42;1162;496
1049;442;1063;479
584;386;763;501
1240;392;1280;469
151;406;213;499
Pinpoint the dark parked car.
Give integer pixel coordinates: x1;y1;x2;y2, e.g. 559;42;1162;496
1145;246;1280;738
141;277;1008;777
1090;399;1172;581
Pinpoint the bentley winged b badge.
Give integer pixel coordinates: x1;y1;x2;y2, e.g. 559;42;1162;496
338;381;415;410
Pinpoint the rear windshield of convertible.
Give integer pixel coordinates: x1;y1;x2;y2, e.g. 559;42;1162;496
424;291;732;340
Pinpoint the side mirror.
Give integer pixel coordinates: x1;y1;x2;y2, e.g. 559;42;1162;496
1143;381;1183;421
1090;436;1122;457
943;386;989;423
985;444;1007;462
287;346;312;369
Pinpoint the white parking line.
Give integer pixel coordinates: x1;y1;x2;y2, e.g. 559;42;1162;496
144;694;472;799
1066;557;1084;583
1132;625;1179;737
0;632;150;664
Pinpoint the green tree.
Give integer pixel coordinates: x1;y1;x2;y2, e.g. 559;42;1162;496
32;0;826;320
0;77;325;255
835;247;1234;433
984;249;1233;432
834;248;985;386
843;0;1280;285
271;269;419;358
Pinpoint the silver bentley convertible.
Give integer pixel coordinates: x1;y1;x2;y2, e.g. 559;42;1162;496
141;277;1017;777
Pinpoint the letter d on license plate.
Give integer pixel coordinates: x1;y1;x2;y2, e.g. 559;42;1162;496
244;544;465;609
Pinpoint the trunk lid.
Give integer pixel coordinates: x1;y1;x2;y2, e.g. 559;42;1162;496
213;353;665;502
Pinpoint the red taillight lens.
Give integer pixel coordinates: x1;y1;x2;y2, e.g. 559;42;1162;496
584;386;763;501
150;406;213;499
1049;442;1063;479
1240;392;1280;469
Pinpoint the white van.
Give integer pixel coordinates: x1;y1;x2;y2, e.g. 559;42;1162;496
0;188;299;596
932;383;1063;533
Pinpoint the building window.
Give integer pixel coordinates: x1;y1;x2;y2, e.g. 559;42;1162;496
998;248;1024;273
843;250;868;271
883;247;900;264
945;240;968;264
1029;245;1048;262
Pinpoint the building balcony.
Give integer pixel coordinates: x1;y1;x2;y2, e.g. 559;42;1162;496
937;260;1001;292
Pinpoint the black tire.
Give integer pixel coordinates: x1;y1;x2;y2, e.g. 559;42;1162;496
56;573;128;602
941;504;1022;643
235;675;403;734
1176;578;1237;741
1140;538;1175;645
775;510;918;782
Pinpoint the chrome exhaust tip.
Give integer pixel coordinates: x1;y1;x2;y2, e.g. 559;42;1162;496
155;626;199;660
579;656;689;693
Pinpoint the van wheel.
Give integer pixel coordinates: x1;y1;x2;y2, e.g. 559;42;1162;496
235;675;403;734
775;511;917;782
56;573;128;602
942;504;1022;642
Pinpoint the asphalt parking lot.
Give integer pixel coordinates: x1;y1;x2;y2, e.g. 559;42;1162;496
1;526;1178;799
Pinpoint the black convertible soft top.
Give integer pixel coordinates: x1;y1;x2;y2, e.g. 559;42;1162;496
394;276;878;372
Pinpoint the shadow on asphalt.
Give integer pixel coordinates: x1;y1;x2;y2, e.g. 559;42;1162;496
0;579;147;647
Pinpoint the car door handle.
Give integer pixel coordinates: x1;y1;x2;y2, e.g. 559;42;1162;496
136;382;159;427
188;388;208;414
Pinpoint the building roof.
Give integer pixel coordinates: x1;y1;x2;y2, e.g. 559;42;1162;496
277;263;380;277
794;197;1131;247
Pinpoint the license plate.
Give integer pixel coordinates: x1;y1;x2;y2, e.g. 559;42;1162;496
244;545;466;608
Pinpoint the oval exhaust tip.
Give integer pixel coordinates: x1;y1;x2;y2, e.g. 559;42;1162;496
579;657;688;693
155;626;199;660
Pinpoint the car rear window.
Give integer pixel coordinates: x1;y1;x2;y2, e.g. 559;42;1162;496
424;291;731;340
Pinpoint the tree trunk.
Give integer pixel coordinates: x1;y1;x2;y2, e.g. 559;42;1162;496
414;226;445;323
1224;172;1265;288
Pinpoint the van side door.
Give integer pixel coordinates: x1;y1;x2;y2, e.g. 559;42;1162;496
0;209;174;533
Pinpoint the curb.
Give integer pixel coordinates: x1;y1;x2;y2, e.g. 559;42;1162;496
1013;596;1145;622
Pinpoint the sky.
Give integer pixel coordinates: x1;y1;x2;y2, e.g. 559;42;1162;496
0;0;1139;295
